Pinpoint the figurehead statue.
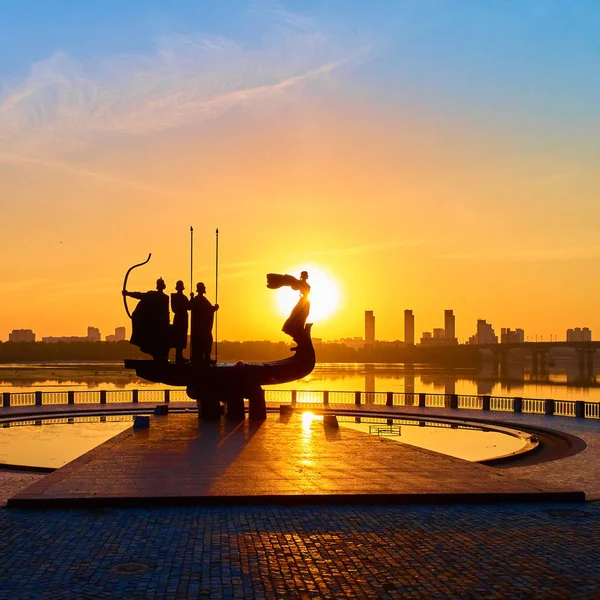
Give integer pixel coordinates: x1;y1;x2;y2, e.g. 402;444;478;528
266;271;311;344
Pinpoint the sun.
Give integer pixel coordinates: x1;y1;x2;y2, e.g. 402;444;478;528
275;265;340;323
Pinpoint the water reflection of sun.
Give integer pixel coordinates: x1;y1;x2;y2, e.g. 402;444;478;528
276;265;340;322
302;411;317;430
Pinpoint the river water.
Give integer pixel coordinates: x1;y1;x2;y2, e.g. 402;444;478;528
0;359;599;402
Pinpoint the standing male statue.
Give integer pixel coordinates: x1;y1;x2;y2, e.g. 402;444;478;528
190;282;219;365
171;280;191;364
123;278;170;361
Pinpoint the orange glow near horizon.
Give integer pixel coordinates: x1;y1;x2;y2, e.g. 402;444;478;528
2;89;600;344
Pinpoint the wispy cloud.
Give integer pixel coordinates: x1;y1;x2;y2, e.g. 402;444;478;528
2;276;118;295
0;12;373;160
441;245;600;262
307;239;430;257
190;240;429;275
0;151;186;200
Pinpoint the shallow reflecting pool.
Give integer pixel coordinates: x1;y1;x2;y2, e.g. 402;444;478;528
0;416;134;469
337;416;526;462
299;412;527;462
0;412;528;470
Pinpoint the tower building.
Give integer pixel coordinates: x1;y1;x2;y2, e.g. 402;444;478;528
404;310;415;345
365;311;375;346
87;327;101;342
444;310;455;341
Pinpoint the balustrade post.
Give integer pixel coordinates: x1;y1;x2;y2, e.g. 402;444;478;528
513;397;523;413
100;390;107;405
132;389;139;404
291;390;297;407
450;394;458;409
68;391;75;405
323;390;329;406
355;391;361;406
165;389;170;404
545;399;555;416
418;393;426;408
482;396;490;411
35;391;42;406
2;392;10;408
386;391;394;407
575;401;585;419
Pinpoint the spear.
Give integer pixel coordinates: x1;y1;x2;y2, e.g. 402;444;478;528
190;226;194;294
215;228;219;363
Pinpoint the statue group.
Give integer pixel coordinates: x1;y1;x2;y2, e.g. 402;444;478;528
122;267;311;365
123;265;315;421
123;279;218;364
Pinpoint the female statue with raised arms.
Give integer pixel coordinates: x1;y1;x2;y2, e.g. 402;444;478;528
266;271;310;341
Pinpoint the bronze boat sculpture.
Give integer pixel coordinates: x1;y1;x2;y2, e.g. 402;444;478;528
123;260;315;421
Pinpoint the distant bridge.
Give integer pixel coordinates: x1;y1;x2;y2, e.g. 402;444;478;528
475;341;600;350
474;341;600;380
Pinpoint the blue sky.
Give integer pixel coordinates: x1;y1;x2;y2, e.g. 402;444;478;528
2;1;599;126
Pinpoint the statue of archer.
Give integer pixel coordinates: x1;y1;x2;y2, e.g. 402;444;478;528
122;254;171;361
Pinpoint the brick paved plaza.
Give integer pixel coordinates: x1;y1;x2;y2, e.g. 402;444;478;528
1;406;600;598
8;413;579;507
1;502;599;599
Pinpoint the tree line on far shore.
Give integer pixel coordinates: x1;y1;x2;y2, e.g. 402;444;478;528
0;341;482;367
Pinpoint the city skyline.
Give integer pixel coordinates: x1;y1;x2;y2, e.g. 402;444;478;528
5;308;593;345
2;2;600;342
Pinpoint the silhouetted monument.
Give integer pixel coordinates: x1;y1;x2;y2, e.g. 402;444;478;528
123;262;315;423
123;278;170;361
190;282;219;365
171;280;190;364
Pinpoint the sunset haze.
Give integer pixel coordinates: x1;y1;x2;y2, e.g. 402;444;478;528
2;1;600;343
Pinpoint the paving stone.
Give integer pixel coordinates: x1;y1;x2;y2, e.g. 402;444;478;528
0;403;599;597
7;414;581;507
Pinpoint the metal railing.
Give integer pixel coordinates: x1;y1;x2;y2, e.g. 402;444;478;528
0;388;597;419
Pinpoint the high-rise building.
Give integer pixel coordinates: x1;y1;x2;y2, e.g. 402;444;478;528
365;311;375;346
420;310;458;346
444;310;456;341
501;328;525;344
404;310;415;345
468;319;498;345
567;327;592;342
87;327;101;342
8;329;35;342
107;327;127;342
